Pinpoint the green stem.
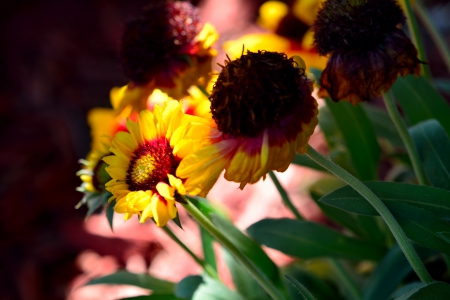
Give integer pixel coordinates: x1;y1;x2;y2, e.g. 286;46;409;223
182;197;286;300
414;0;450;75
401;0;431;79
306;145;433;284
269;171;361;298
328;260;362;300
382;90;428;185
269;171;304;221
162;226;218;279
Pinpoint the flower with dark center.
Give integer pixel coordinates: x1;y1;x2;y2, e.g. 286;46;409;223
313;0;422;104
176;50;319;193
103;100;213;226
114;1;218;115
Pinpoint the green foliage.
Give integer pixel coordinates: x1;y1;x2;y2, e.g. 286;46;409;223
391;75;450;135
210;214;286;293
410;120;450;191
324;98;381;181
320;183;450;255
393;282;450;300
86;270;175;293
284;275;317;300
175;275;245;300
246;218;386;261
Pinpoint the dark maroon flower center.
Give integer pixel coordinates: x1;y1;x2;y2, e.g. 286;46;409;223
126;138;179;191
210;50;308;138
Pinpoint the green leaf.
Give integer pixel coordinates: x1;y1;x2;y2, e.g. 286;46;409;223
210;214;285;292
410;120;450;191
362;103;403;147
192;276;245;300
120;295;180;300
309;178;387;245
390;202;450;256
292;153;328;173
320;182;450;255
391;75;450;135
200;228;217;273
438;232;450;243
318;105;341;150
362;245;412;300
320;182;450;222
174;276;203;299
86;270;175;293
394;281;450;300
283;264;341;300
85;193;103;217
285;275;317;300
246;218;385;261
222;249;269;300
106;199;115;231
391;282;425;299
325;98;381;181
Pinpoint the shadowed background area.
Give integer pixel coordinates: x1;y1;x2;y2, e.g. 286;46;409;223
1;0;449;299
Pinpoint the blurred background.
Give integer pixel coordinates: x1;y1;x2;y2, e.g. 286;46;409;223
1;0;449;299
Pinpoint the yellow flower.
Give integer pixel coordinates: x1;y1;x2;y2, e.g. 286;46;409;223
177;51;319;194
113;2;218;115
104;100;212;226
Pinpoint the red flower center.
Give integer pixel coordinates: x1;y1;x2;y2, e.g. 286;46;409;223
126;138;179;191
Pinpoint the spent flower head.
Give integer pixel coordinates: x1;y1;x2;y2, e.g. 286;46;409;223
313;0;422;104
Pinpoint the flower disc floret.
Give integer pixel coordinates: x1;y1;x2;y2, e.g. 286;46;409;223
126;138;178;191
210;50;310;138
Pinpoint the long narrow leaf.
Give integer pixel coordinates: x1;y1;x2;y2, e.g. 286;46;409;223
394;281;450;300
391;75;450;135
362;245;412;300
210;214;285;292
86;270;175;293
410;119;450;191
325;98;380;181
247;218;386;261
285;275;317;300
320;182;450;221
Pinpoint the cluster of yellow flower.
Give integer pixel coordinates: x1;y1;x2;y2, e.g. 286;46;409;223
77;0;421;228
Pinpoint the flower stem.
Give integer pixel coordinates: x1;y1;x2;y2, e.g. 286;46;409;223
269;171;361;298
269;171;304;221
181;197;287;300
382;90;428;185
306;145;433;284
401;0;431;79
414;0;450;75
162;226;218;279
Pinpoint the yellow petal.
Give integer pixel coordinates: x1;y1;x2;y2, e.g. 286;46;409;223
126;119;143;145
156;182;175;201
168;174;186;195
151;194;169;227
138;110;157;142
